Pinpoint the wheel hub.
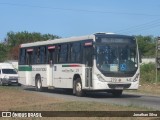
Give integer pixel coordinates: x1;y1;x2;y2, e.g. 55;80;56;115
37;80;41;89
76;83;81;92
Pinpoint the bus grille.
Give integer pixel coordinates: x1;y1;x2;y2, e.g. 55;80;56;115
108;83;131;89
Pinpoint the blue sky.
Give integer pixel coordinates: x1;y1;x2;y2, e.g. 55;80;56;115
0;0;160;41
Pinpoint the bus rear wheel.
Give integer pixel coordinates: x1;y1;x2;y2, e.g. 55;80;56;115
35;76;43;92
74;78;84;97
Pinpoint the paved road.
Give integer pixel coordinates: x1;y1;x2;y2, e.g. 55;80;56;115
23;87;160;110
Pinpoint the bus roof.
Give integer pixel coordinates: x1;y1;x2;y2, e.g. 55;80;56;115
20;33;134;48
20;34;95;48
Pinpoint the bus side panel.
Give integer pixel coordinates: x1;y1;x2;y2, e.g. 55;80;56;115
18;65;32;86
81;66;85;89
47;65;53;86
32;65;48;87
18;71;26;85
53;64;68;88
53;64;84;89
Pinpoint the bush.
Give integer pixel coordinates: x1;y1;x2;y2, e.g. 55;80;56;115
140;63;160;83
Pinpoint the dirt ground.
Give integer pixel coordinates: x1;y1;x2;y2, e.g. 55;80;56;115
0;86;159;120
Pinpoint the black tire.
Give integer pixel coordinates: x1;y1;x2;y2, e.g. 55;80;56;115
35;76;43;92
74;78;84;97
0;79;3;86
111;90;123;97
18;83;22;86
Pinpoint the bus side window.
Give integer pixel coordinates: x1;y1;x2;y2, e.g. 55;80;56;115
35;47;40;64
71;43;75;62
32;48;36;64
48;49;52;64
26;48;33;65
71;43;81;63
59;44;68;63
26;51;33;65
76;43;81;62
40;46;46;64
48;47;55;64
68;44;71;62
57;45;61;63
19;48;26;65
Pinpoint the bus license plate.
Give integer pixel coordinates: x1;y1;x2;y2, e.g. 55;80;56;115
12;80;17;82
115;87;123;90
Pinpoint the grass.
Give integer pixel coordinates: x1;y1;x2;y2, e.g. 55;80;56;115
140;63;160;83
125;83;160;96
138;83;160;95
123;63;160;96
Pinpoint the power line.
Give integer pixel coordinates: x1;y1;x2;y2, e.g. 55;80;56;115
126;24;160;35
0;2;160;17
116;19;160;34
116;19;160;32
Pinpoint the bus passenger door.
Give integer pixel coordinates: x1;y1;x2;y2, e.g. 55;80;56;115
83;42;93;88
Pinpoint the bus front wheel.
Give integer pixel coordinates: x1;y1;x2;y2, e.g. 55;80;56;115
74;78;84;97
35;76;43;92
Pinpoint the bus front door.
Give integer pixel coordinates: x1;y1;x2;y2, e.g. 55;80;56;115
83;45;93;88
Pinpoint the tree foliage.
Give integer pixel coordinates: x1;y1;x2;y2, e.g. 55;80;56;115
5;31;60;47
140;63;160;83
0;43;9;62
0;31;60;62
136;35;156;57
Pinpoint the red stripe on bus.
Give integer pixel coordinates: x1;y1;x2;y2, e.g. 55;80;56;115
62;64;81;67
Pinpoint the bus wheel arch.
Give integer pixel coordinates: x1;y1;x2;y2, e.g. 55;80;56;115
35;74;43;92
73;74;84;97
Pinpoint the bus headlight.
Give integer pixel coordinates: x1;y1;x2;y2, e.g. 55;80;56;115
97;74;106;82
133;73;139;82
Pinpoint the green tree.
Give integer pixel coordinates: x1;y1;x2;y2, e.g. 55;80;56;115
136;35;156;57
0;43;9;62
2;31;60;61
5;31;60;47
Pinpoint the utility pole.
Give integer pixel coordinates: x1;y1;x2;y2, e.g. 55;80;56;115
156;37;160;83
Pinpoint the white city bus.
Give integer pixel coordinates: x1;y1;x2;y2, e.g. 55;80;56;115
18;33;140;97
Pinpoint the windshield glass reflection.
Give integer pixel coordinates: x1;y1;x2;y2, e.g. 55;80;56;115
96;44;138;73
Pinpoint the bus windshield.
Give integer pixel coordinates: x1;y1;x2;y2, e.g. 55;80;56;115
96;37;138;77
